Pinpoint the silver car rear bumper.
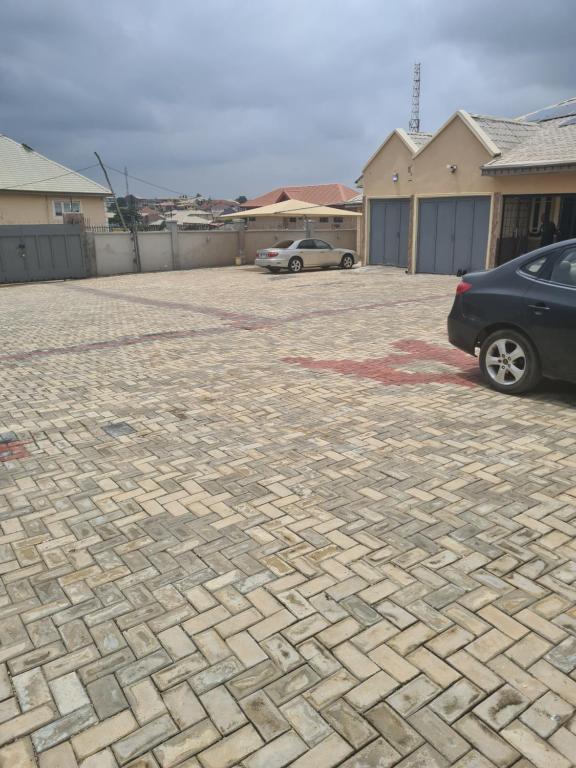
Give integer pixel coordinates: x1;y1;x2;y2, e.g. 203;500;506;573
255;256;289;269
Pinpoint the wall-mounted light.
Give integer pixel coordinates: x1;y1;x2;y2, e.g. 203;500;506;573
447;164;457;173
392;172;399;183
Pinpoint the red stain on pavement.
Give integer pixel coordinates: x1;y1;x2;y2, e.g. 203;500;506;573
0;441;29;462
284;339;479;388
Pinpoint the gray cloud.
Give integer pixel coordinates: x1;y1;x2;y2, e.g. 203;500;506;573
1;0;573;197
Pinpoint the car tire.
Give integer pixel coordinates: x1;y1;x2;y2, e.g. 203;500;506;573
288;257;303;274
340;254;354;270
479;330;541;394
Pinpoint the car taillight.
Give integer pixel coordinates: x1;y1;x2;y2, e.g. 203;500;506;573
456;281;472;295
267;251;278;257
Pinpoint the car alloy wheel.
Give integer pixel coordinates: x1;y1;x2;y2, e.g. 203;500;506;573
341;254;354;269
288;257;303;273
479;330;541;394
485;338;527;386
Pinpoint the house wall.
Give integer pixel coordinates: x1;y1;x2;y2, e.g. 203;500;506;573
0;192;108;226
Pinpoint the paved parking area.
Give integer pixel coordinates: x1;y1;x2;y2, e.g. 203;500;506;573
1;265;576;768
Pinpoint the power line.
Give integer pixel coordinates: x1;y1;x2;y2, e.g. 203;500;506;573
0;164;101;192
105;165;186;197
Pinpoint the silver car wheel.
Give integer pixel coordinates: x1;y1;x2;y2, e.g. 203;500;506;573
485;338;527;386
341;255;354;269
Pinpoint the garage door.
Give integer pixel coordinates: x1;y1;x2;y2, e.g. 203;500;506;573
369;199;410;267
0;224;87;283
416;197;490;274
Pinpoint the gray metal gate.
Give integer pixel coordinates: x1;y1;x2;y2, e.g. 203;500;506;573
416;197;490;274
369;199;410;267
0;224;87;283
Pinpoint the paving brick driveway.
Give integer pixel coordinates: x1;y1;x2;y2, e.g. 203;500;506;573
1;265;576;768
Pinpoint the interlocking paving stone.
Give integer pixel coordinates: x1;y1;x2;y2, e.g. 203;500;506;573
1;266;576;765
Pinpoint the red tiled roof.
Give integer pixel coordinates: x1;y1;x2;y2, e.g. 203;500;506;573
242;183;358;209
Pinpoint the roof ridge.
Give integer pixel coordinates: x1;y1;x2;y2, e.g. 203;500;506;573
470;113;537;125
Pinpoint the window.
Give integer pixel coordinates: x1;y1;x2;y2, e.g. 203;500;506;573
333;216;344;223
289;217;297;223
248;217;256;222
54;200;81;216
550;248;576;287
313;239;331;249
520;255;548;276
273;240;294;249
298;240;316;249
319;217;328;223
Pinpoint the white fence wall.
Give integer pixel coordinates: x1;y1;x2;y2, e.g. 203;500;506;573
179;231;238;269
139;232;173;272
93;233;135;276
92;225;359;276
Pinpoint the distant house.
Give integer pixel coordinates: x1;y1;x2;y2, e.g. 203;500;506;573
240;183;359;229
0;134;110;226
165;209;214;229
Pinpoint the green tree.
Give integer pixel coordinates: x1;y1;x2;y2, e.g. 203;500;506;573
235;195;247;204
111;206;141;228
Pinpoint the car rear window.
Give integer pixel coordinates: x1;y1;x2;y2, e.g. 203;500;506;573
272;240;294;249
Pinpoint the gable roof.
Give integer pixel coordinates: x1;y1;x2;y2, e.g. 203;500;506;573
0;135;109;195
362;96;576;179
362;128;433;171
411;110;502;159
242;183;357;208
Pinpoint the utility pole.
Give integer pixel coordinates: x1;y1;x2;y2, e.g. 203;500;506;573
409;62;421;134
94;152;140;272
124;166;130;199
94;152;127;230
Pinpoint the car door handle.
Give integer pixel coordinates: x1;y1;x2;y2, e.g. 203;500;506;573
528;303;550;311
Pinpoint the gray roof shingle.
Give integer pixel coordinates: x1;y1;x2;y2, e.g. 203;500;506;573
0;135;110;195
470;115;541;153
482;117;576;171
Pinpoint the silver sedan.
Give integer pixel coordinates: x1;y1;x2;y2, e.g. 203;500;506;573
255;238;358;273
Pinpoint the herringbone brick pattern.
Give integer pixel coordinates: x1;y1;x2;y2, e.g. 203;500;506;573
0;265;575;767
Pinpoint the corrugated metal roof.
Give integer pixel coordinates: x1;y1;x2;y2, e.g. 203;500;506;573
0;135;110;195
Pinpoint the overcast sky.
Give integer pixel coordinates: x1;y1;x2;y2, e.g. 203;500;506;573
1;0;574;199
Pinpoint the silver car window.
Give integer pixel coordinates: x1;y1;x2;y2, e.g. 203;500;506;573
313;239;331;249
298;240;316;249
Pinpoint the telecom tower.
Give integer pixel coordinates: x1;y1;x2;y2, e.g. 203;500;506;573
409;63;421;134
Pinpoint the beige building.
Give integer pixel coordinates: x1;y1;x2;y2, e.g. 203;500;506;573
0;135;110;226
361;98;576;273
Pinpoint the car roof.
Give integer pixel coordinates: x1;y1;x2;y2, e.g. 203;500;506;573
498;237;576;271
